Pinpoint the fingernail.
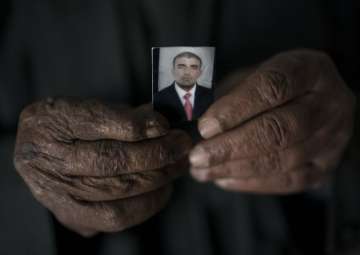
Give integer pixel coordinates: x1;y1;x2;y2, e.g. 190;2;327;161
189;146;209;168
198;118;222;138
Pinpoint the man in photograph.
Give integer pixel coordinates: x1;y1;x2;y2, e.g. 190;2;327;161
154;51;213;125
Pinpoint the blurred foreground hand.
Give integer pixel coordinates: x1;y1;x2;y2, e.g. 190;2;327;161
190;49;356;194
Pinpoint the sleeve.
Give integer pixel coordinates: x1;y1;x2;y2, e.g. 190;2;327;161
331;91;360;253
0;0;33;133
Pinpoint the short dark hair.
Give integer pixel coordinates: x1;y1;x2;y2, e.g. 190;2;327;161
172;52;202;68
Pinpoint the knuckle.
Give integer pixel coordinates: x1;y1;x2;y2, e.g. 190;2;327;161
123;119;143;141
93;141;128;175
19;102;40;122
257;70;289;105
128;108;159;137
257;114;289;150
156;141;173;163
20;98;58;123
259;152;283;176
14;142;40;169
23;101;74;142
211;165;231;179
145;112;168;131
124;120;137;135
214;137;234;163
117;173;144;194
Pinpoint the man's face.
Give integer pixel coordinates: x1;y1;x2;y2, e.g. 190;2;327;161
172;57;202;87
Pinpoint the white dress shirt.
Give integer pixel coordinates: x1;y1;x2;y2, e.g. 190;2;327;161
174;82;197;108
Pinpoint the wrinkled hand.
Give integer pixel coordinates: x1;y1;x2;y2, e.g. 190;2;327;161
190;49;356;193
14;98;191;236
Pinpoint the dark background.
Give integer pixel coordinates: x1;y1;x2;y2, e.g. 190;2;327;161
0;0;359;254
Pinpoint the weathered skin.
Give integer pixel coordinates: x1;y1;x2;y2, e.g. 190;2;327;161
190;49;356;193
14;99;192;236
13;49;356;237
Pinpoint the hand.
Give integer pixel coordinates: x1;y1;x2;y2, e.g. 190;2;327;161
190;49;356;194
14;98;191;236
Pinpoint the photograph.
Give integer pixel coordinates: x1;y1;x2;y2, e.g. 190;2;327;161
152;46;215;127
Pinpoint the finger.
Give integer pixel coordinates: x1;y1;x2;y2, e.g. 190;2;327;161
19;130;191;177
28;159;188;202
55;186;173;233
18;163;174;232
199;50;331;138
66;130;191;176
191;154;287;182
214;164;329;194
190;93;339;168
17;166;173;233
71;161;187;201
21;98;169;142
191;106;349;182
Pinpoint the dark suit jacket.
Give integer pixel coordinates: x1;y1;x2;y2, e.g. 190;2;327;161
153;83;213;126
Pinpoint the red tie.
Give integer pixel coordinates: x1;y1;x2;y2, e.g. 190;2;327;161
183;92;193;121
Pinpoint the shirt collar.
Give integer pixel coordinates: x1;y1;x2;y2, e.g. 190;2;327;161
174;82;197;98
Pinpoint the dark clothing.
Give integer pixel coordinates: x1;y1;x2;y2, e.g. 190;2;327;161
0;0;359;255
153;83;213;124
